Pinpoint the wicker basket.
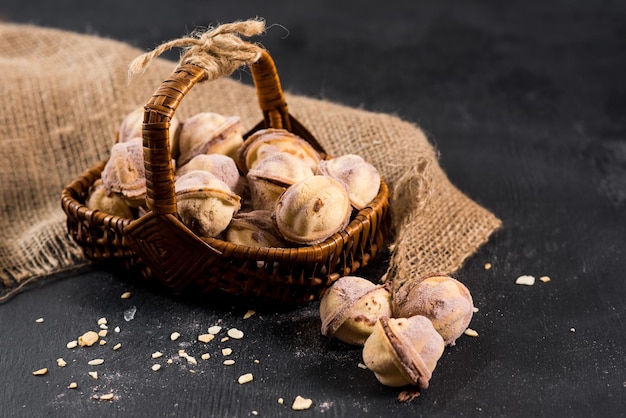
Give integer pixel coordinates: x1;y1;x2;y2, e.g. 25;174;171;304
61;48;390;306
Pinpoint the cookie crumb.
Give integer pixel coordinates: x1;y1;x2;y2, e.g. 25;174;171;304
238;373;254;384
539;276;551;283
243;310;256;319
398;389;421;402
113;343;122;351
278;398;284;405
208;325;222;335
484;263;492;270
464;328;479;337
515;275;535;286
35;317;44;323
88;371;98;380
32;368;48;376
227;328;244;339
170;332;181;341
99;393;114;401
97;317;107;326
152;351;163;359
198;334;214;343
88;359;105;366
66;340;78;349
292;396;313;411
224;360;235;366
357;362;368;370
152;364;162;371
120;292;131;299
222;348;233;356
201;353;211;360
78;331;99;347
570;328;576;333
68;382;78;389
56;358;67;367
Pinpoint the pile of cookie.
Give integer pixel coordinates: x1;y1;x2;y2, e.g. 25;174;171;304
87;108;381;247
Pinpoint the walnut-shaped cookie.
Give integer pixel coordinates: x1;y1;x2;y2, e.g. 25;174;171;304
362;316;445;388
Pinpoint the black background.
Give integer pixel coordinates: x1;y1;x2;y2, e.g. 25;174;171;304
1;1;625;417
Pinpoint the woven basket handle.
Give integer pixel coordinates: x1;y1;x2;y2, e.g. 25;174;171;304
142;49;292;215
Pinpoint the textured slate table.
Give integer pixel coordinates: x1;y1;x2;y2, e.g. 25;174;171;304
2;1;625;417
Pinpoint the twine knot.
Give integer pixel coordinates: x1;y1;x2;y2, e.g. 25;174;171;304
128;19;266;81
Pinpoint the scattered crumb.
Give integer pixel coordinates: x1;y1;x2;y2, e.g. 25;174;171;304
88;359;105;366
198;334;214;343
35;317;44;323
99;340;107;346
570;328;576;333
292;396;313;411
186;356;197;366
223;360;235;366
221;337;229;343
124;306;137;322
120;292;131;299
464;328;479;337
484;263;492;270
253;359;260;364
68;382;78;389
251;411;258;416
278;398;284;405
56;358;67;367
88;371;98;380
152;351;163;359
222;348;233;356
539;276;551;283
32;368;48;376
97;317;107;326
167;359;173;364
472;306;479;313
201;353;211;360
114;326;121;333
113;343;122;351
99;324;108;330
208;326;222;334
397;389;421;402
227;328;244;339
78;331;99;347
99;393;114;401
357;362;368;370
243;310;256;319
98;330;108;337
66;340;78;349
152;364;162;371
170;332;181;341
515;275;535;286
238;373;254;384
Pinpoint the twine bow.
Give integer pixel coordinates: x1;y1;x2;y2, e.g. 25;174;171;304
128;19;266;81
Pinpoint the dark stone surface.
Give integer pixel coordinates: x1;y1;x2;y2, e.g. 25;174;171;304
2;1;625;416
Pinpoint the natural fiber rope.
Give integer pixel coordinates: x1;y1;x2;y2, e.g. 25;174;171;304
128;19;265;81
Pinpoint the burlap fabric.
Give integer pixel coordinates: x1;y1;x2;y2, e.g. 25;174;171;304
0;22;501;302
